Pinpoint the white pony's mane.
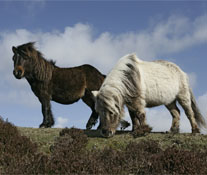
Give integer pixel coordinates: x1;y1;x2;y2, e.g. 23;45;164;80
97;54;141;118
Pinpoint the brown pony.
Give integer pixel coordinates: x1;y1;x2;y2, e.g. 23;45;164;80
12;42;105;128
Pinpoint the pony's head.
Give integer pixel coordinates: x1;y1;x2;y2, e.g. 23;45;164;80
12;42;36;79
92;90;124;138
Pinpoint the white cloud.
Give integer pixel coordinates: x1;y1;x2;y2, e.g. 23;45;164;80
0;14;206;108
54;117;69;128
148;14;207;55
146;108;171;132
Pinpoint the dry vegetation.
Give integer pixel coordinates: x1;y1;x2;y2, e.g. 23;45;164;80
1;117;207;174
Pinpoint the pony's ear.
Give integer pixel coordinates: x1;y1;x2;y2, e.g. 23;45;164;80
91;90;99;100
12;46;18;53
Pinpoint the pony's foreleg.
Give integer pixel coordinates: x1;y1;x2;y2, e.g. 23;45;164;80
165;101;180;133
128;110;140;131
128;99;150;130
39;99;54;128
133;110;152;133
136;112;148;126
128;107;151;132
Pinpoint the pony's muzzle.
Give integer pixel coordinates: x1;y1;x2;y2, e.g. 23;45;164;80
13;67;24;79
101;129;114;138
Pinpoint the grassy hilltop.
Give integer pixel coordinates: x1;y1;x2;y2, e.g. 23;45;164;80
19;127;207;154
1;118;207;174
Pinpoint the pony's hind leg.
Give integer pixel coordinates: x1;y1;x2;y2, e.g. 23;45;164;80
165;101;180;133
82;89;99;130
178;94;200;133
86;111;99;130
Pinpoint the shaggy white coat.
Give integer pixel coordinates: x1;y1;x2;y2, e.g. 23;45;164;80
93;54;206;134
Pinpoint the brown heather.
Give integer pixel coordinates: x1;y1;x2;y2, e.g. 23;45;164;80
1;117;207;174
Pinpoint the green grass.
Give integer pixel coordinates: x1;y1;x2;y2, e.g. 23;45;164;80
18;127;207;154
19;127;62;154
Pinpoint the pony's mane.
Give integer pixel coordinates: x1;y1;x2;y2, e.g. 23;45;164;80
17;42;56;65
98;54;141;118
17;42;56;81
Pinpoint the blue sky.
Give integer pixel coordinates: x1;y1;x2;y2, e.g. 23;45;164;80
0;1;207;132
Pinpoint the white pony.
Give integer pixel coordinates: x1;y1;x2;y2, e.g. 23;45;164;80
92;54;206;137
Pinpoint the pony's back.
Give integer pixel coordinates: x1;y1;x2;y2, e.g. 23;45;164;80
137;58;189;107
102;53;190;107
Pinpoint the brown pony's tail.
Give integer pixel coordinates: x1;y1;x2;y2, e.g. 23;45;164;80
190;89;207;129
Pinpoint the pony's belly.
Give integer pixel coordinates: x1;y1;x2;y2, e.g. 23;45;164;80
52;93;81;105
146;101;163;108
144;91;177;107
51;84;86;105
52;97;80;105
143;81;179;107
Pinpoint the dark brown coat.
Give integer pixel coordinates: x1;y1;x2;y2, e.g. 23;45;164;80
12;42;105;128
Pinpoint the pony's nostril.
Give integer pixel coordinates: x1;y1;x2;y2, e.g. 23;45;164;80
13;69;23;79
18;70;22;76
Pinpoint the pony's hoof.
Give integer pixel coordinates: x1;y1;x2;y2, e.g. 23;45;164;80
120;120;130;130
86;122;93;130
39;123;52;128
86;119;98;130
170;127;179;134
132;125;152;138
192;128;200;134
86;125;92;130
39;124;46;128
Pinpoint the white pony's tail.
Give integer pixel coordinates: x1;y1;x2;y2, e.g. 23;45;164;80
190;89;207;129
